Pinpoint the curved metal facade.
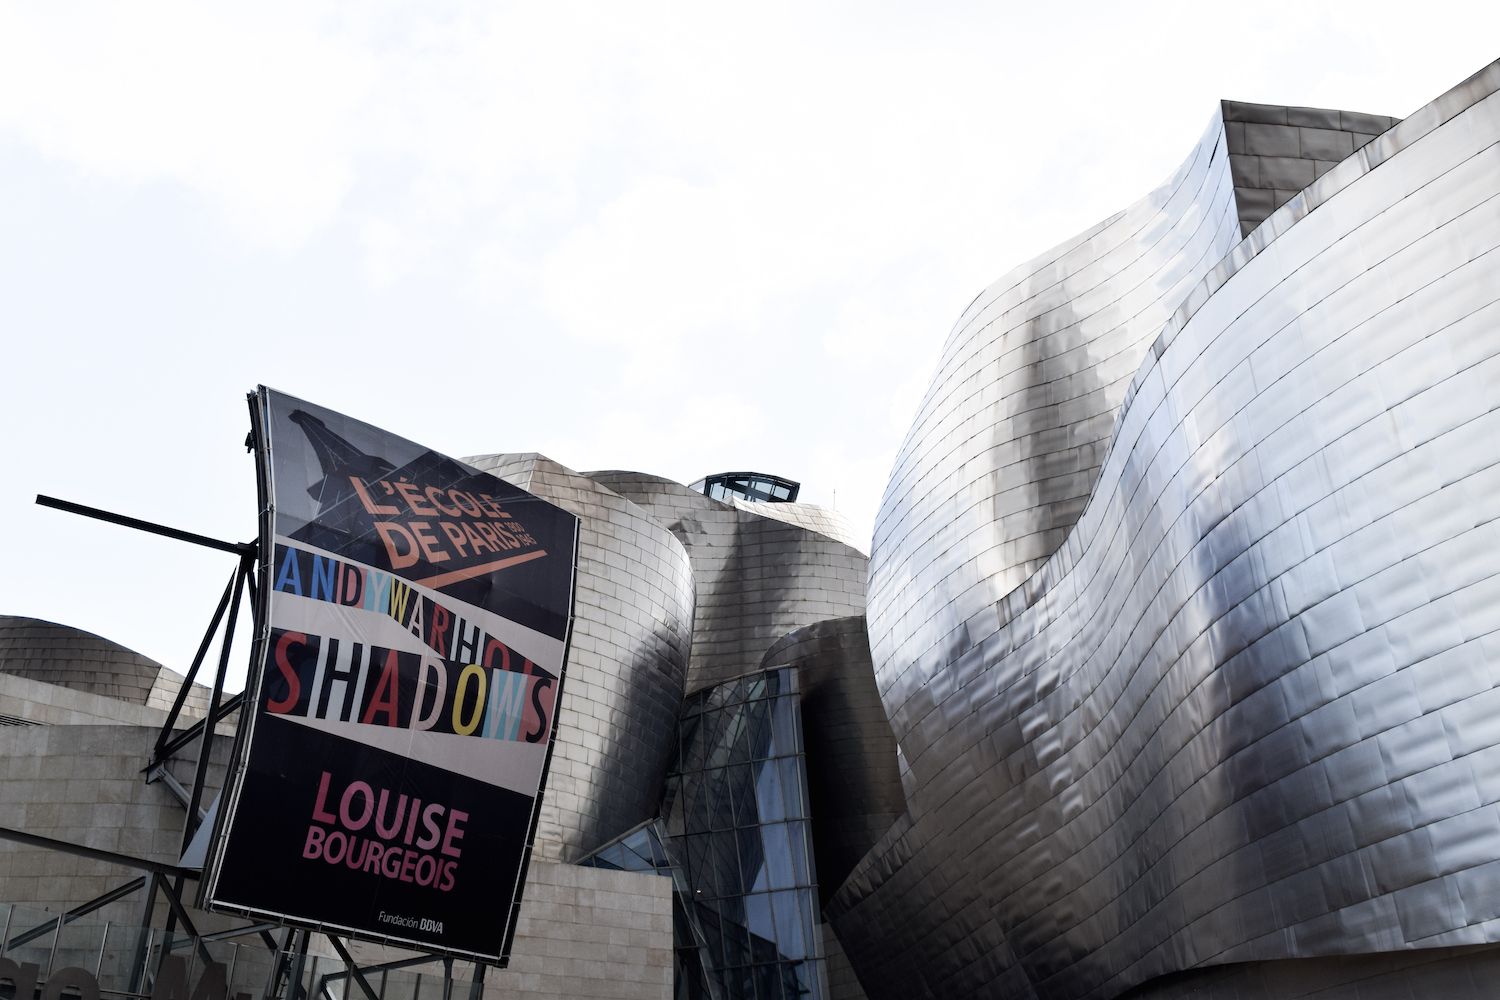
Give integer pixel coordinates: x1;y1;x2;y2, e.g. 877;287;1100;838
465;453;697;861
837;60;1500;1000
759;616;903;905
867;108;1243;693
586;472;868;694
0;614;212;715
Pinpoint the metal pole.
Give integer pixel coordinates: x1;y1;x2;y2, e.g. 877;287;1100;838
153;692;245;768
47;911;61;978
227;942;239;997
96;921;110;978
152;571;237;763
182;553;252;852
156;876;214;969
0;902;12;959
466;963;486;1000
286;930;310;1000
325;935;379;1000
141;927;156;995
130;875;160;995
264;927;293;1000
34;495;254;556
3;877;149;950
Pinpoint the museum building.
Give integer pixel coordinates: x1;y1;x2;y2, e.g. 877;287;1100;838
5;55;1500;1000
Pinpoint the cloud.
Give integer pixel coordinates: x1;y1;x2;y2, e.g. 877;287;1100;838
538;175;766;348
0;2;374;249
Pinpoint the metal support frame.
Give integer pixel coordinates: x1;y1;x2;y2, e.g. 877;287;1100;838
21;493;503;1000
129;873;161;994
285;930;311;1000
150;692;245;773
0;827;190;879
180;551;251;852
148;765;205;822
3;876;146;950
35;495;254;556
150;572;237;765
324;935;380;1000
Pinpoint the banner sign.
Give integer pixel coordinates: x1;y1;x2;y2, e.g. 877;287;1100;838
201;388;579;963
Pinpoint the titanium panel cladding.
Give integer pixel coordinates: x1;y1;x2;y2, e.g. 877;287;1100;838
466;454;695;861
837;59;1500;1000
588;472;868;694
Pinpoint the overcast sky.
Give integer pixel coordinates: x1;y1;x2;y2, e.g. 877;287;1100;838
2;2;1497;689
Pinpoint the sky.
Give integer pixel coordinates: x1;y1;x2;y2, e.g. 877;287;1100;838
2;1;1497;690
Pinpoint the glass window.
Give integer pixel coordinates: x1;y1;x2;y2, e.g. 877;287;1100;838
719;910;751;969
770;696;800;755
771;891;806;960
662;665;822;999
780;758;805;819
696;472;800;504
745;675;769;701
687;782;714;835
662;785;686;838
761;823;795;890
738;824;767;894
788;822;811;888
713;719;742;769
743;893;776;952
708;831;740;897
728;764;756;828
755;759;787;822
799;891;822;959
793;960;821;999
734;710;762;764
685;833;711;888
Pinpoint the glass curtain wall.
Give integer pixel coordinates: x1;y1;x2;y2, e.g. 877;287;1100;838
579;667;826;1000
663;668;825;1000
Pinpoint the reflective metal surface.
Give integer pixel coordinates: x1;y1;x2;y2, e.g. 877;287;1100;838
1221;100;1400;236
587;473;868;692
465;454;697;861
759;617;903;905
837;59;1500;1000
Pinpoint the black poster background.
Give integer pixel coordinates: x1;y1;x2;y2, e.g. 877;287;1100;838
201;388;579;963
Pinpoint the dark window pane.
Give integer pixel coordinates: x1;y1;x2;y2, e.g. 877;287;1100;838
743;707;771;762
728;764;757;828
738;825;767;894
709;831;740;897
688;782;715;834
710;715;739;769
661;784;686;838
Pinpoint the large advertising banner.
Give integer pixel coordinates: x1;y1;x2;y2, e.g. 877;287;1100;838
201;387;579;963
